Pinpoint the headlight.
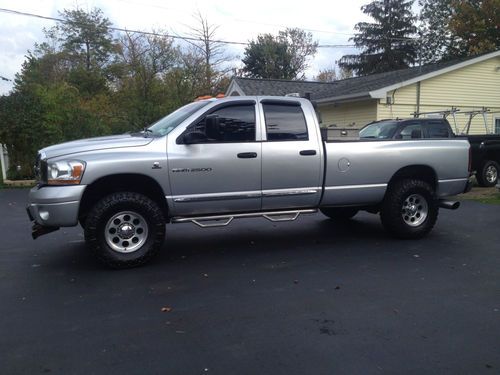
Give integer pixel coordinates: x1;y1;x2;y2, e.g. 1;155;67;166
47;160;86;185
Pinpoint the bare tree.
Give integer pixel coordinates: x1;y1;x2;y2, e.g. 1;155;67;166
314;67;337;82
181;11;233;95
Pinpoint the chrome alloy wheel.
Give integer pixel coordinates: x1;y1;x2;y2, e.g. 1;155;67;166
485;165;498;184
105;211;148;253
401;194;428;227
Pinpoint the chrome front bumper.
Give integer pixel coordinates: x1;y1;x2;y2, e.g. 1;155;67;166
26;185;86;227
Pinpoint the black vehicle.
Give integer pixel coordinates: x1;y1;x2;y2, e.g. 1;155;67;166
466;135;500;187
360;118;500;187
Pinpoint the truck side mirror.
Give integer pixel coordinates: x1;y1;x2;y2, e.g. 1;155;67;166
205;114;220;139
182;131;207;144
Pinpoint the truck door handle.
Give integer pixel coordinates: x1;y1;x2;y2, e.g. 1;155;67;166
299;150;317;156
237;152;258;159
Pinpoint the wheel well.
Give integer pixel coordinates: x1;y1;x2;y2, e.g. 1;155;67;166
387;165;438;191
79;174;169;222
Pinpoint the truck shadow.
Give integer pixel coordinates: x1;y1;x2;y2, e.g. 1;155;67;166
162;215;388;261
44;214;420;271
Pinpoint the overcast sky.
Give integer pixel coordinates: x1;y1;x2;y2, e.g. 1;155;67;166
0;0;376;94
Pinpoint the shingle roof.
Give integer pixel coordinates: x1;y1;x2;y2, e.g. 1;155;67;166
229;51;500;101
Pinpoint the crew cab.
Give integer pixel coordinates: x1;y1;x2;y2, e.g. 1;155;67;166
27;97;472;268
360;118;500;187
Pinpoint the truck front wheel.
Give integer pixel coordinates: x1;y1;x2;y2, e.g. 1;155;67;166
476;160;499;187
380;179;438;239
84;192;166;268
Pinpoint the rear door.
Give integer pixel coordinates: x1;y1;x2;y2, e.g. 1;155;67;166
260;99;322;210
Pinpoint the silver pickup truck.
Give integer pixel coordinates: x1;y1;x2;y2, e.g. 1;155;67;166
27;96;471;268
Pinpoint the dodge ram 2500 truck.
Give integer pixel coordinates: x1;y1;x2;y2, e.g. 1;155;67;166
27;96;472;268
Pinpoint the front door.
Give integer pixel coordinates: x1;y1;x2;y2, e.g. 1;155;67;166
260;100;323;210
168;102;262;216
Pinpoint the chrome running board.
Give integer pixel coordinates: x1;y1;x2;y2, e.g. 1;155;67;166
171;209;317;228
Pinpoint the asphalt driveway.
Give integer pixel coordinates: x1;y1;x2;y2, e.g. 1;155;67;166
0;188;499;374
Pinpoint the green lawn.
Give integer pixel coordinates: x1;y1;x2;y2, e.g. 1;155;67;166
474;195;500;205
457;187;500;205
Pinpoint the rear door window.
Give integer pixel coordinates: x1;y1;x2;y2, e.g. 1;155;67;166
262;103;308;141
426;120;452;138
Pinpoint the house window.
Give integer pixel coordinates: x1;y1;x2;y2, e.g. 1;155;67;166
495;118;500;134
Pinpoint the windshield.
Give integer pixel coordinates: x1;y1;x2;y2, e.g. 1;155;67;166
148;101;211;136
359;121;399;139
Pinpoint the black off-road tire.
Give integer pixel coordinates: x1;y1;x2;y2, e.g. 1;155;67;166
476;160;499;187
380;179;438;239
84;192;166;269
320;207;359;220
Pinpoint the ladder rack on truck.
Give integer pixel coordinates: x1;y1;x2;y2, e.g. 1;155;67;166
412;107;500;135
411;107;460;133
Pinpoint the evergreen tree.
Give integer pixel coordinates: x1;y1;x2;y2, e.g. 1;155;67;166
418;0;460;63
339;0;417;76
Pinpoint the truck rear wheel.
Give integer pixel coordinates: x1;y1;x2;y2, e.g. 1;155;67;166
320;207;359;220
476;160;499;187
380;179;438;239
84;192;166;269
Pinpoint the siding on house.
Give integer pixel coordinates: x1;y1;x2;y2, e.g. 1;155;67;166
319;100;377;128
377;56;500;134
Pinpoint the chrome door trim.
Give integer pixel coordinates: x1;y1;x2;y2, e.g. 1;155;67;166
262;187;320;197
171;191;262;203
171;187;320;203
324;183;387;190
